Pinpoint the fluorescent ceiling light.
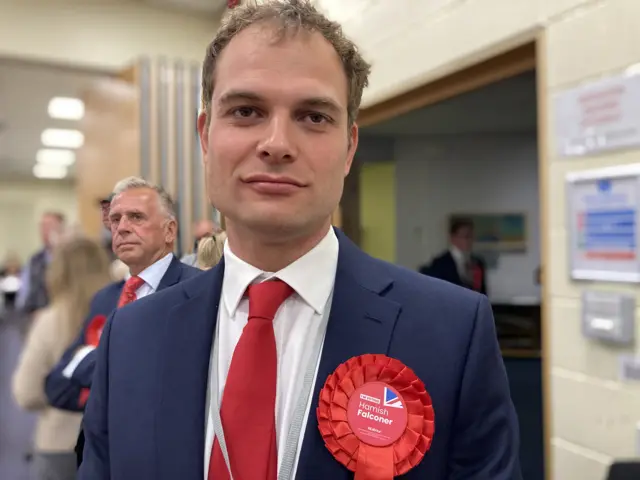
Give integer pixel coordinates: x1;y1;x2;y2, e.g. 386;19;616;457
33;163;67;179
36;148;76;167
41;128;84;149
48;97;85;120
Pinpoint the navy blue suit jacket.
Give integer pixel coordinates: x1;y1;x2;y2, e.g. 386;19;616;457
79;230;521;479
45;255;201;412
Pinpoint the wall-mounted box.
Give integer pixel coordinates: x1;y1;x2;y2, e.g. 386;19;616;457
582;290;635;345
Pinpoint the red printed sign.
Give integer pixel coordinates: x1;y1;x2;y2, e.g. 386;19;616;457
346;381;408;447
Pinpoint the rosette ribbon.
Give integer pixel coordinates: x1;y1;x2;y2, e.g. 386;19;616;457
317;354;435;479
84;314;107;347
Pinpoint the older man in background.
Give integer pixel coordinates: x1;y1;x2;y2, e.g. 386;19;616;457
45;176;201;467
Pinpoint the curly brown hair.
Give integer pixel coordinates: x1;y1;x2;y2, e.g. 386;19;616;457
201;0;371;127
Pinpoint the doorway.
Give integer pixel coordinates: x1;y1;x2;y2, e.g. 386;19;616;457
351;41;548;480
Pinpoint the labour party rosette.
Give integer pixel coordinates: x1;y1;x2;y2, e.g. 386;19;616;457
317;354;435;479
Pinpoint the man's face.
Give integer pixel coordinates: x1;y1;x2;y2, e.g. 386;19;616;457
451;226;474;253
40;214;63;248
109;188;176;270
193;220;215;241
100;201;111;230
197;24;358;238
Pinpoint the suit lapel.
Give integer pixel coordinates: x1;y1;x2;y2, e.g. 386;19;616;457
296;230;402;479
156;260;224;480
445;252;463;285
157;255;184;291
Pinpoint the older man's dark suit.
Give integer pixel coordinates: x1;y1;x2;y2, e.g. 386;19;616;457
44;255;201;465
79;229;521;479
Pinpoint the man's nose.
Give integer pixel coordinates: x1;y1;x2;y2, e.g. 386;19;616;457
257;115;296;164
113;217;132;232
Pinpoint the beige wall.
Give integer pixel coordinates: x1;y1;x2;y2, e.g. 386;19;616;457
0;181;77;264
0;0;218;69
544;2;640;478
316;0;640;477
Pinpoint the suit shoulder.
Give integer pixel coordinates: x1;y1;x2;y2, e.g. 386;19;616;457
430;251;451;264
116;281;188;321
371;256;483;309
180;263;202;279
92;281;123;304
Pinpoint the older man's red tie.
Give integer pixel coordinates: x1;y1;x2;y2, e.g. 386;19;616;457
117;275;145;308
208;279;293;480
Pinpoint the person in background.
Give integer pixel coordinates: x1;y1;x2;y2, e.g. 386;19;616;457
420;218;488;295
97;194;115;260
12;236;111;480
180;218;222;267
16;211;66;314
98;192;127;281
195;231;227;270
44;176;201;467
0;252;22;310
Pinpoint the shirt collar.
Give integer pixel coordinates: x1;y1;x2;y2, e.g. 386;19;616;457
450;246;466;263
222;227;339;316
125;252;174;291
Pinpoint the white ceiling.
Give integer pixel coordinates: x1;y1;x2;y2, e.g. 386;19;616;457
362;71;537;137
0;60;109;181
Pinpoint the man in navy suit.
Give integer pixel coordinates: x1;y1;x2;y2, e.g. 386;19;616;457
79;1;521;479
420;218;488;295
45;177;200;464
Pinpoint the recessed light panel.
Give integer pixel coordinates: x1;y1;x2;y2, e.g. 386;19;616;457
33;163;67;179
41;128;84;149
36;148;76;166
48;97;85;120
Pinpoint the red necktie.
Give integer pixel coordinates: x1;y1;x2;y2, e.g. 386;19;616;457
117;275;145;308
208;279;293;480
79;276;145;408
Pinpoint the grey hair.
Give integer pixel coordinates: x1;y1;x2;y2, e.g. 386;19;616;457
111;176;177;220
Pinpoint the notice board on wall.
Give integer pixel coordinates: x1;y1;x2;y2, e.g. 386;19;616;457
554;71;640;157
567;164;640;283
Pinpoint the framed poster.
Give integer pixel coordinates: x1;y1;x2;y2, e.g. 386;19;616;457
567;163;640;282
448;213;527;251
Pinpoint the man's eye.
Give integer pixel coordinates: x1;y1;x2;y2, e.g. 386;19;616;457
305;113;329;124
231;107;257;118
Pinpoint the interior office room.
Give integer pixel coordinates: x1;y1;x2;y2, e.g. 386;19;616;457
1;0;640;480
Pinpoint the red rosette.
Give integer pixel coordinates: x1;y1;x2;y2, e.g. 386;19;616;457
85;314;107;347
317;354;435;479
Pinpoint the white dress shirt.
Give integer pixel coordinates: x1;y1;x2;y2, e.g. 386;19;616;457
204;227;339;479
62;253;174;378
450;246;469;280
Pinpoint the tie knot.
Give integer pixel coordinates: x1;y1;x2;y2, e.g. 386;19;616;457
124;275;145;294
246;279;293;322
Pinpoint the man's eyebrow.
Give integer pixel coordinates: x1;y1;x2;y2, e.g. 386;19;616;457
298;97;343;115
216;90;343;114
217;90;264;105
109;209;144;217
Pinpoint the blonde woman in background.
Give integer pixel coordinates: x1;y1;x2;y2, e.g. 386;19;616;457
196;231;227;270
12;236;111;480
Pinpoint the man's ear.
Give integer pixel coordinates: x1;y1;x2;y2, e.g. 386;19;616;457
166;218;178;244
344;123;359;176
197;111;209;159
